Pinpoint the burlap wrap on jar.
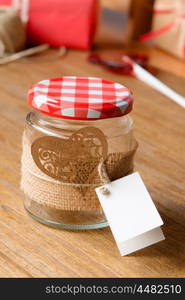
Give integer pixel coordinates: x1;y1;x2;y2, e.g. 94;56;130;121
21;131;137;211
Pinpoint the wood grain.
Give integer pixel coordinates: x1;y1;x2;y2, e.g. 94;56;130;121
0;46;185;278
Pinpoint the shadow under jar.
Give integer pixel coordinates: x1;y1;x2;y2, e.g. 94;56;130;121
21;76;137;230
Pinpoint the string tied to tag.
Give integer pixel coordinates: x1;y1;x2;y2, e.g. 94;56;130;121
98;159;111;196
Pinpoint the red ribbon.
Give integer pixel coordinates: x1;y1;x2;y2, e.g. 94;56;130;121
140;8;185;42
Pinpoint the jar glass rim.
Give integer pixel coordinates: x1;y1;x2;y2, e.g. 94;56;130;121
26;110;133;138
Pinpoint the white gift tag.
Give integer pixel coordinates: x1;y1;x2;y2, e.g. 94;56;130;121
96;172;165;256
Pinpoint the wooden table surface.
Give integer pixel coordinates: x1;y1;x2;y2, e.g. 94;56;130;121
0;45;185;278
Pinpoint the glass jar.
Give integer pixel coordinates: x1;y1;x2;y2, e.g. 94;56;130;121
21;76;137;230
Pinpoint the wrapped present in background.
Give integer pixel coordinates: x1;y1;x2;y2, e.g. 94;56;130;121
141;0;185;59
0;0;98;50
0;6;26;54
129;0;155;41
97;0;130;46
97;0;154;46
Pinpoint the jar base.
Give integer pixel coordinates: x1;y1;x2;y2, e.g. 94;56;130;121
25;207;109;230
24;196;109;230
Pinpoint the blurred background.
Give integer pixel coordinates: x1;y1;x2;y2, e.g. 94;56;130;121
0;0;184;76
0;0;185;279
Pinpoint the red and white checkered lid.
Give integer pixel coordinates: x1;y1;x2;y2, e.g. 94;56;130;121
28;76;133;120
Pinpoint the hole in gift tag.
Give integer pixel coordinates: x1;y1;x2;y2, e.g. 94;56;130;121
99;186;110;195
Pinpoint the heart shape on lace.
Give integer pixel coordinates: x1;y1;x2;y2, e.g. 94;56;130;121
31;127;108;184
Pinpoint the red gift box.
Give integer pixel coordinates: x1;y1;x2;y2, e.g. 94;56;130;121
0;0;98;49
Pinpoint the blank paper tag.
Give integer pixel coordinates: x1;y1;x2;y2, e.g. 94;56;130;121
95;172;165;256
